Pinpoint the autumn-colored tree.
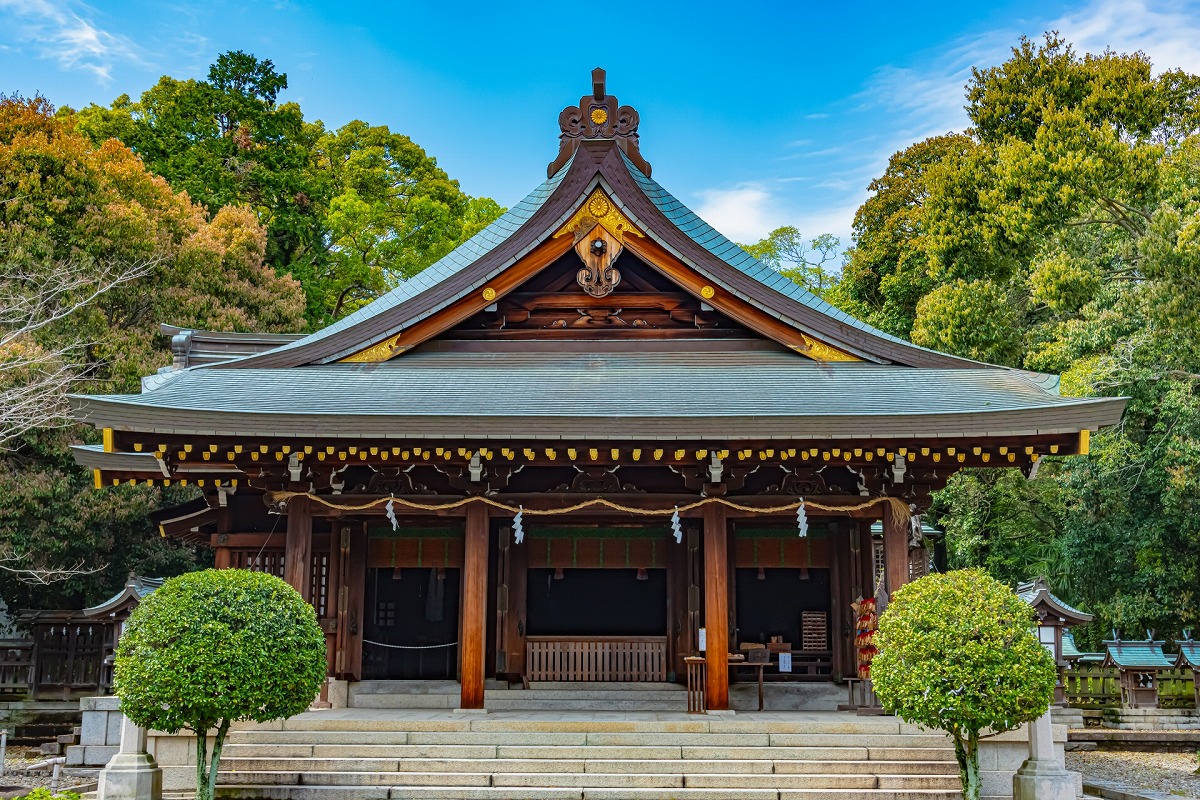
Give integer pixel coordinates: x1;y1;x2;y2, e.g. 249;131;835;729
0;94;306;611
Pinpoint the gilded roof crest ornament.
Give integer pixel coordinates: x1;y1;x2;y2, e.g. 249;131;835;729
548;67;651;178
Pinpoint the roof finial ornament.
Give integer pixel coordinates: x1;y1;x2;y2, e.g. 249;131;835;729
548;68;651;178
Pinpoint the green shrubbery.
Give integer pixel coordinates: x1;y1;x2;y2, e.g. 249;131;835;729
871;569;1057;800
114;569;326;800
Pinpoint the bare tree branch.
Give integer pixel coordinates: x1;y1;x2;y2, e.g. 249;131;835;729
0;255;157;451
0;552;107;585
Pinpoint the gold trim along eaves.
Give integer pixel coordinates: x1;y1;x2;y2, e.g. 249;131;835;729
791;334;862;363
340;335;409;364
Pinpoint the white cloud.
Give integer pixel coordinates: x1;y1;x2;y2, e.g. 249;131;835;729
1051;0;1200;74
692;182;859;251
693;184;793;244
0;0;140;81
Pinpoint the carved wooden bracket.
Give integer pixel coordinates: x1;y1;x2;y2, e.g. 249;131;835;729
437;464;520;496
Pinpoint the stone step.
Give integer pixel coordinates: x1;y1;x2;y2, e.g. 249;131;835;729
483;699;689;712
219;755;958;777
345;694;459;709
216;786;960;800
350;681;462;695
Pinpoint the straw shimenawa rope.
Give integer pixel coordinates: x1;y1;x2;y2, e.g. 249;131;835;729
270;491;910;521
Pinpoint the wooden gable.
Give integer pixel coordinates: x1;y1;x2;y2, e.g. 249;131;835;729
340;187;860;361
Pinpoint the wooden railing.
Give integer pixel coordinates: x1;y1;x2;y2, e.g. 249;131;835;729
0;639;33;694
526;636;667;682
1062;663;1196;709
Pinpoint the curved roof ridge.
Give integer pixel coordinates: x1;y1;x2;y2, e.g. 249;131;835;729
249;159;575;361
617;151;959;359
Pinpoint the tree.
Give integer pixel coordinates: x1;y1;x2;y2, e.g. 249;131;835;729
75;52;504;327
840;31;1200;645
741;226;841;296
296;119;498;323
114;570;326;800
0;94;306;610
872;569;1057;800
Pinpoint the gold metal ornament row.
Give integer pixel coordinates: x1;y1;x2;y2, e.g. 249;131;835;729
271;491;910;521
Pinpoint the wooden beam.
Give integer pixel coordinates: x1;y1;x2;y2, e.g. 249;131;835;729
703;503;730;711
882;501;908;600
284;495;313;602
460;503;490;710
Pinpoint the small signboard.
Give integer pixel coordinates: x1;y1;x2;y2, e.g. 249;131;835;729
778;652;793;673
698;627;707;652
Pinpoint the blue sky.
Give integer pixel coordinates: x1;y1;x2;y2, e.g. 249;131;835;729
3;0;1200;249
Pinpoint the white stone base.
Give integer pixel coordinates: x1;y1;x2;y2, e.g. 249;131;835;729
1012;759;1079;800
97;752;162;800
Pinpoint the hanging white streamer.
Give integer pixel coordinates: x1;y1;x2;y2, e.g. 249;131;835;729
513;505;524;544
671;506;683;543
385;495;398;531
797;498;809;538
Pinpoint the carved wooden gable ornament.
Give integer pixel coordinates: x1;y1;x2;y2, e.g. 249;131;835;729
548;67;651;178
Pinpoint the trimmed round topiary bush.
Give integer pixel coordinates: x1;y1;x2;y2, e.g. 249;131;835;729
114;569;326;800
871;568;1057;800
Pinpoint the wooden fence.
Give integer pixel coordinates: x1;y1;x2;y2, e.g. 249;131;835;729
1063;664;1196;708
526;636;668;682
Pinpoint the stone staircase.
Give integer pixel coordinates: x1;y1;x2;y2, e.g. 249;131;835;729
213;712;963;800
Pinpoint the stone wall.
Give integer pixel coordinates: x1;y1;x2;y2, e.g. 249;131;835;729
65;696;122;767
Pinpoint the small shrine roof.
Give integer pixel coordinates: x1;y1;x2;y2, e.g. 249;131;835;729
84;575;163;618
1176;638;1200;669
1016;576;1093;626
1061;631;1087;660
1101;638;1174;670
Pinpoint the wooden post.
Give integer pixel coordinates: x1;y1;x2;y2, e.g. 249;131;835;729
830;522;847;681
213;547;231;570
284;495;313;602
703;504;729;711
882;501;908;599
335;523;367;681
460;502;489;710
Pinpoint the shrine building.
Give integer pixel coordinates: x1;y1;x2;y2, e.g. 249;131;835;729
70;70;1126;712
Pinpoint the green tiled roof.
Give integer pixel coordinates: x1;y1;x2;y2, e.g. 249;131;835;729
1102;639;1174;669
1176;639;1200;668
71;348;1126;439
1061;631;1085;660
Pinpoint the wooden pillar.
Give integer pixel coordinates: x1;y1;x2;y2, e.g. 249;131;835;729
214;502;232;570
703;504;730;710
284;495;313;602
882;501;909;599
460;502;489;710
830;522;847;681
335;522;367;681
